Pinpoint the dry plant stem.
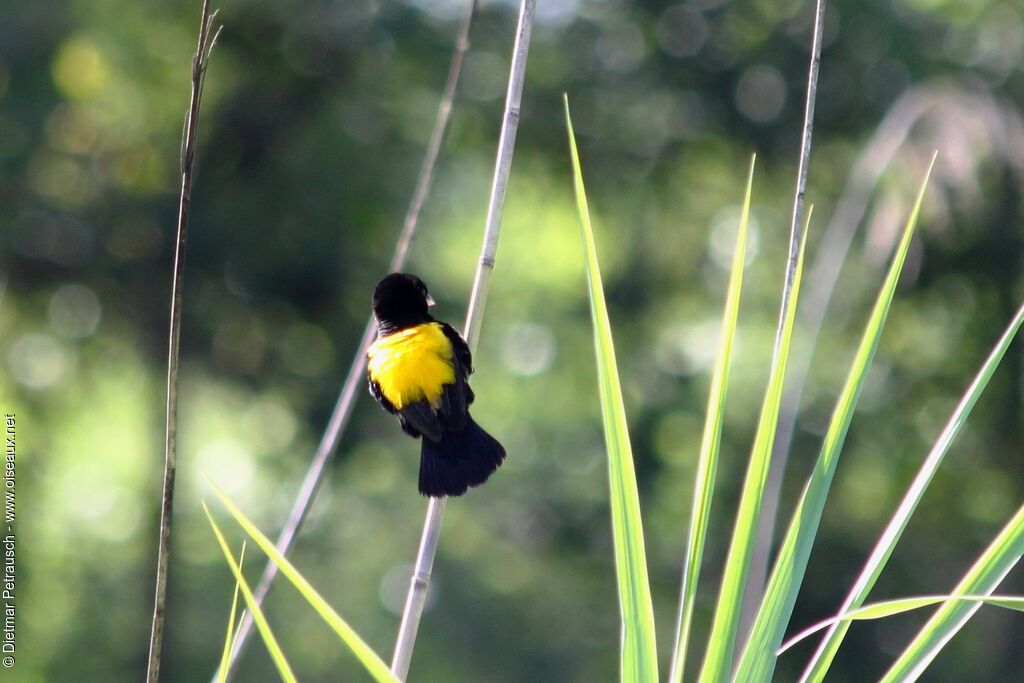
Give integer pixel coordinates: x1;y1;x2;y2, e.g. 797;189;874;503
746;90;978;649
391;1;536;679
757;86;1009;583
738;0;828;643
218;2;479;678
752;93;933;606
146;2;221;681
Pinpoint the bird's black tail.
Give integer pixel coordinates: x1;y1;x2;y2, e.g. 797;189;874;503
419;415;505;497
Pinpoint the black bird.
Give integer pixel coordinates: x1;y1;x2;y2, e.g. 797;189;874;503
367;273;505;497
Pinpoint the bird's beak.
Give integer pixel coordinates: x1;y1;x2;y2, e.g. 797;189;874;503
426;294;436;307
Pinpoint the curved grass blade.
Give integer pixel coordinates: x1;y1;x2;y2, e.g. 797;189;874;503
696;208;812;683
566;96;659;683
880;502;1024;682
205;505;297;683
778;594;1024;654
798;300;1024;683
208;483;399;683
668;155;755;683
732;155;936;683
218;541;247;683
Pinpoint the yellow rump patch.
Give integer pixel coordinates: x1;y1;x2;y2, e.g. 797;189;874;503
367;322;455;410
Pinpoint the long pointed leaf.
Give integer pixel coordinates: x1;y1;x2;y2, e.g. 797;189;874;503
566;96;659;683
799;301;1024;683
780;594;1024;653
205;506;298;683
208;483;399;683
880;502;1024;682
697;208;812;683
668;155;755;683
733;156;936;683
218;541;247;683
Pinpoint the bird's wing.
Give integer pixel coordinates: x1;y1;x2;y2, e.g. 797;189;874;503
398;401;443;442
437;323;473;429
441;322;473;375
369;375;425;438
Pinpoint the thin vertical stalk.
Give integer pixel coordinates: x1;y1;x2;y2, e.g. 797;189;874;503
758;88;981;601
146;2;222;681
390;1;536;679
740;0;828;641
461;0;535;350
731;158;935;683
218;2;479;678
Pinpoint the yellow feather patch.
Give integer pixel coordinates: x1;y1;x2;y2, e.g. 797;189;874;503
367;322;455;410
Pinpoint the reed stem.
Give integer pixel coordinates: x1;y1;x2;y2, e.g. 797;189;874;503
739;0;828;644
390;1;537;679
146;2;221;680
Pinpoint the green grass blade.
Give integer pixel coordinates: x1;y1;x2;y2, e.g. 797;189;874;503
799;301;1024;683
733;156;936;683
880;502;1024;682
780;594;1024;654
208;483;399;683
566;96;659;683
204;505;298;683
696;208;812;683
980;596;1024;611
218;541;247;683
668;155;755;683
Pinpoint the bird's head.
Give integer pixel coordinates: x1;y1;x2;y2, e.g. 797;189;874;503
372;272;436;332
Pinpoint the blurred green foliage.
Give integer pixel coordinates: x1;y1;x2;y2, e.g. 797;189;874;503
1;0;1022;681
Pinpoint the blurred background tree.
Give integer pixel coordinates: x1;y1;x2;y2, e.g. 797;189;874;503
1;0;1022;681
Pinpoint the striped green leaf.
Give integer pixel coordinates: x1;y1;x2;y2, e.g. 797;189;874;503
566;96;659;683
799;301;1024;683
668;155;755;683
733;156;936;683
208;483;399;683
697;208;812;683
880;502;1024;682
205;505;297;683
779;594;1024;654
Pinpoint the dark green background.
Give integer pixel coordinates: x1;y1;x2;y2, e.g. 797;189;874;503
2;0;1023;680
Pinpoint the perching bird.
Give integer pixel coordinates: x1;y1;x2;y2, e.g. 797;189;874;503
367;273;505;497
